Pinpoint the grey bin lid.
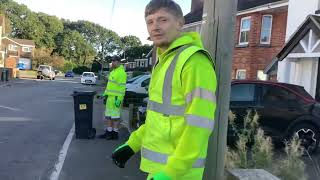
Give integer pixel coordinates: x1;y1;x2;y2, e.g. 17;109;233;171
72;91;96;96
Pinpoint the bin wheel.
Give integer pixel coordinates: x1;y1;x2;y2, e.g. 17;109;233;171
88;128;96;139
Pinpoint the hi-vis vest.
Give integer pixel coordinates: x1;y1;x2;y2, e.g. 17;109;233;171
104;65;127;97
140;45;216;179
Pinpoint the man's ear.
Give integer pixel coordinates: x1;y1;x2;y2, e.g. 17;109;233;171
178;17;185;28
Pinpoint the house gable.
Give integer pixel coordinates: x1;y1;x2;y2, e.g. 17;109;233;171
276;15;320;61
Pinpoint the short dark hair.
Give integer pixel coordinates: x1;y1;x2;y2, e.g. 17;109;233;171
145;0;184;19
111;55;121;62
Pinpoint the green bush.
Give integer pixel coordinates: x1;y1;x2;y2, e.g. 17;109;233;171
73;66;90;74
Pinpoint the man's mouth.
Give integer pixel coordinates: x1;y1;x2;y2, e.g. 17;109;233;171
152;34;163;38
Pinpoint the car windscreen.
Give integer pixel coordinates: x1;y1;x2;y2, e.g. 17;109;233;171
132;76;149;84
127;75;142;83
82;73;94;77
38;66;49;71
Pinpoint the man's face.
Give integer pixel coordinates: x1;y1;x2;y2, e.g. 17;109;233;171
111;61;119;68
145;8;183;49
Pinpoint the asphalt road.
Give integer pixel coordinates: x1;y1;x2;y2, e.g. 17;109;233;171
0;77;145;180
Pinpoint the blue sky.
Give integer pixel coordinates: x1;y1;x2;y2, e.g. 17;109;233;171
13;0;191;44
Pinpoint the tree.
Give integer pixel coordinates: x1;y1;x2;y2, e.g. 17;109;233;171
124;45;153;61
1;0;46;46
37;13;64;48
32;48;53;68
50;54;65;70
54;30;96;65
121;35;142;49
63;20;122;64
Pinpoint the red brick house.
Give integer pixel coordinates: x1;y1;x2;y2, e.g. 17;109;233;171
183;0;288;80
0;15;35;70
1;37;35;70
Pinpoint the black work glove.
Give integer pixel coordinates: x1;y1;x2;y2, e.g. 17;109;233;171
103;97;106;105
111;144;135;168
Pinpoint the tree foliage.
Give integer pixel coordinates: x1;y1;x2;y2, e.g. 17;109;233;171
121;35;142;49
0;0;144;68
124;45;153;61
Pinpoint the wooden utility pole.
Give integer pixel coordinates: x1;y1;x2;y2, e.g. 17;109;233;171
201;0;237;179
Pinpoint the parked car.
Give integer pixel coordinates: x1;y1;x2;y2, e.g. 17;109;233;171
37;65;55;80
229;80;320;154
126;75;150;94
123;75;150;107
81;72;97;85
65;71;74;78
127;75;144;84
129;79;320;154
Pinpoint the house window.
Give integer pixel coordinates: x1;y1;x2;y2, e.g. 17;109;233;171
257;70;267;80
236;69;246;79
239;17;251;45
9;44;18;51
22;47;32;52
260;15;273;44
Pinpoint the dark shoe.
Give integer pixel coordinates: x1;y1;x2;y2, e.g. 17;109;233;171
112;131;119;140
98;131;110;139
106;131;114;140
106;131;119;140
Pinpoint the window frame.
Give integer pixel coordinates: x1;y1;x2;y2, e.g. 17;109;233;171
239;16;251;45
22;46;32;52
9;44;18;51
260;15;273;44
257;70;268;80
236;69;247;80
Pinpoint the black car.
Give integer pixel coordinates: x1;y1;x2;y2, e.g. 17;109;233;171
229;80;320;153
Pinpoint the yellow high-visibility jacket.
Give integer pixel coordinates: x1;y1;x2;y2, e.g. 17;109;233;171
104;65;127;99
127;32;217;180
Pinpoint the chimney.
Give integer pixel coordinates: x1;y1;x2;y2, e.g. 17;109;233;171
191;0;204;12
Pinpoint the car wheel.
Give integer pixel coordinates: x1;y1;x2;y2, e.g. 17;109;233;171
290;123;320;154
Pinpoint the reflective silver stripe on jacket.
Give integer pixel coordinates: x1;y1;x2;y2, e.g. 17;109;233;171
141;148;206;168
147;100;185;116
108;80;126;86
186;88;216;104
147;45;191;116
185;115;215;131
105;90;125;95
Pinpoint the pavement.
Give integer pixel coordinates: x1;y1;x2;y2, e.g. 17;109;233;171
59;82;146;180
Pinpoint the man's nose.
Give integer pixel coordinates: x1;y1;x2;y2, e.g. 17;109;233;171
150;21;160;32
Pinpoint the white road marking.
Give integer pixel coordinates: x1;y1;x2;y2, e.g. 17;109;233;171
0;105;21;112
49;123;75;180
0;117;32;122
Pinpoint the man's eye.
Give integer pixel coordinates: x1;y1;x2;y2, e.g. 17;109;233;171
161;19;167;22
